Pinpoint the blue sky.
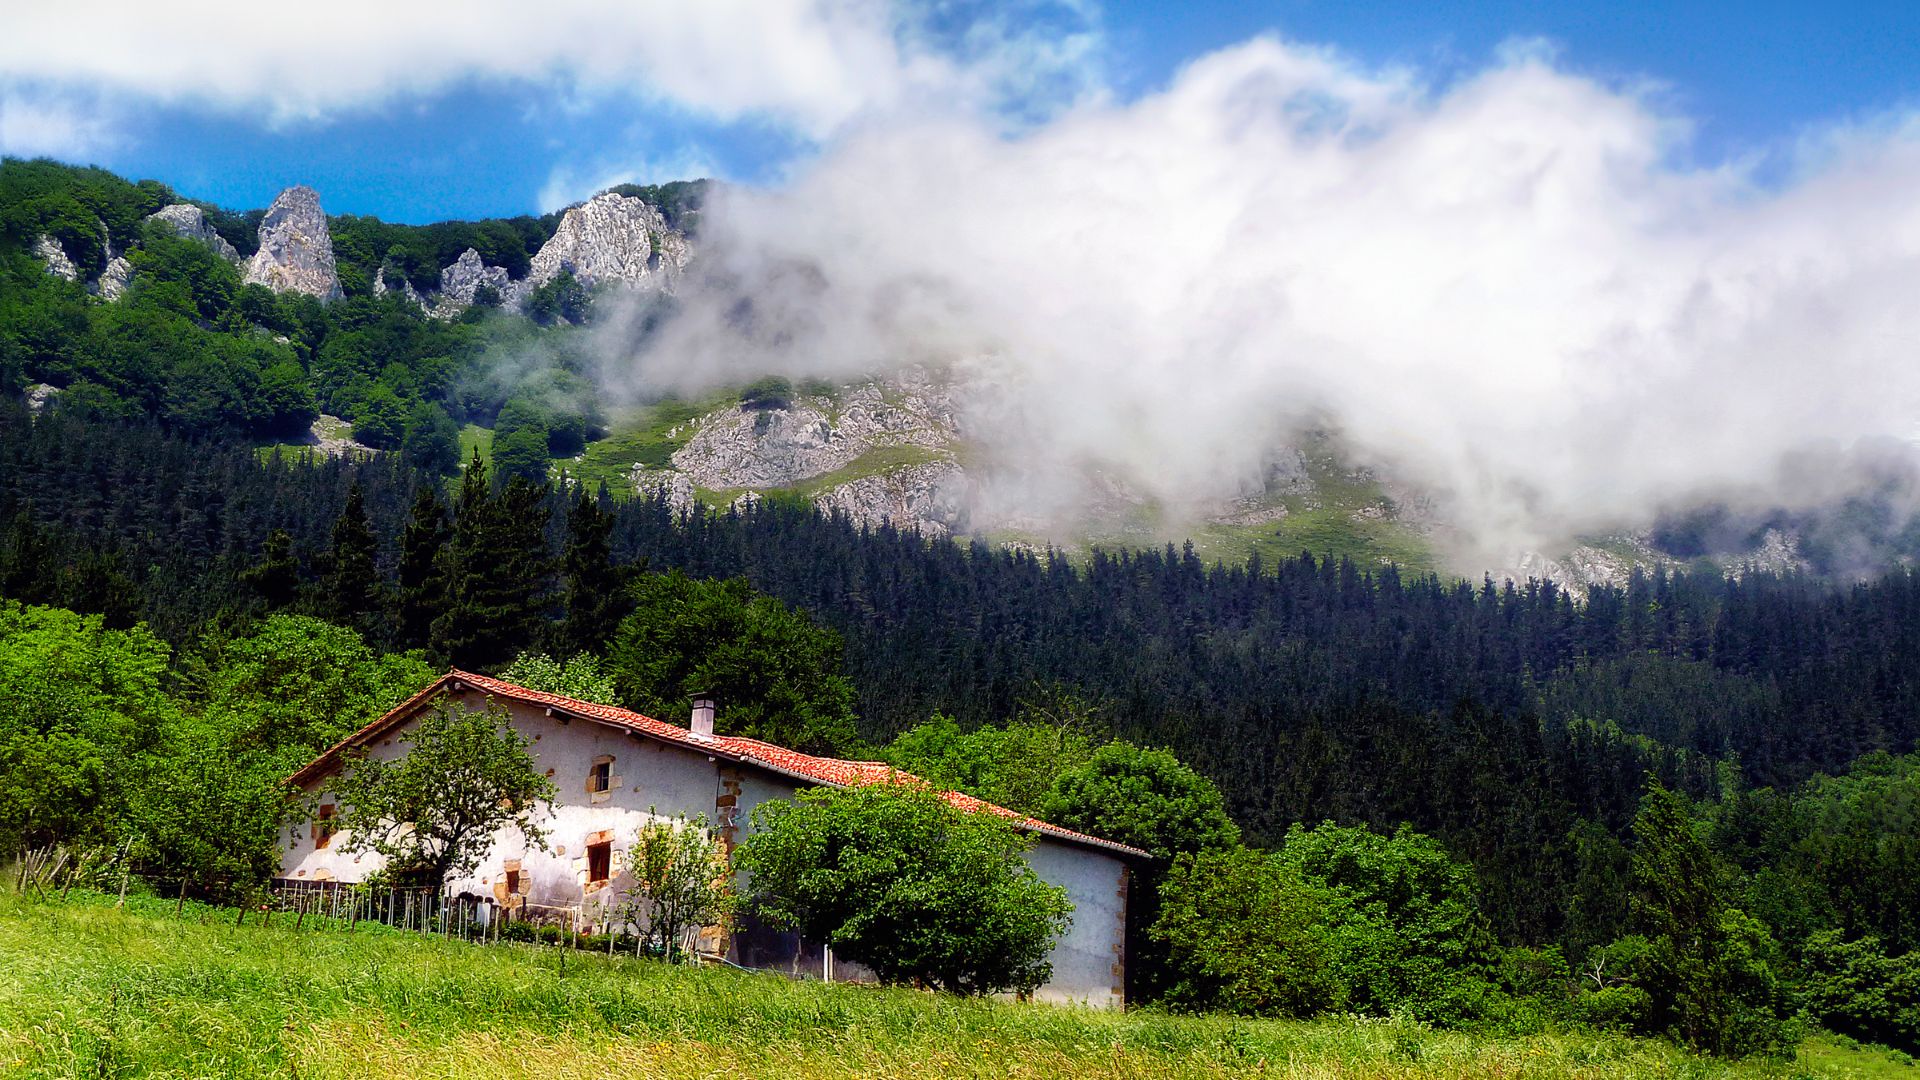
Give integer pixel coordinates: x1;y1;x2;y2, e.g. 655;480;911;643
4;1;1918;223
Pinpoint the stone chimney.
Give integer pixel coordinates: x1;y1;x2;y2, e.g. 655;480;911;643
690;694;716;738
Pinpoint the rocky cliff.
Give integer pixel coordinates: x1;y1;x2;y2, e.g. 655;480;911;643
243;186;341;301
433;247;512;316
147;203;240;261
34;235;78;282
35;225;132;300
518;192;690;300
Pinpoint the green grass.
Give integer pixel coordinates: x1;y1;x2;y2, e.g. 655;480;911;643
458;423;494;471
0;891;1901;1079
788;445;948;497
253;415;361;466
564;395;731;497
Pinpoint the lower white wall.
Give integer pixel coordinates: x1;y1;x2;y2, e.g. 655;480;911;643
1024;840;1128;1008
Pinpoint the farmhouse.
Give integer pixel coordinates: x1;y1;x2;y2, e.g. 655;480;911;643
278;670;1147;1008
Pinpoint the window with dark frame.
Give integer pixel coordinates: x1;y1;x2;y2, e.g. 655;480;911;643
504;868;520;896
314;804;337;849
589;758;612;794
586;840;612;885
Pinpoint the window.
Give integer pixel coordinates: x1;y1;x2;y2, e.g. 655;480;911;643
504;869;521;896
313;804;337;849
588;759;612;794
586;840;612;885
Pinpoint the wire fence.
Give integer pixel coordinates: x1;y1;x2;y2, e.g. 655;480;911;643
5;846;757;970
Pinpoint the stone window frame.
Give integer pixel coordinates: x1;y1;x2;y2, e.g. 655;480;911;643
586;754;618;802
582;830;616;893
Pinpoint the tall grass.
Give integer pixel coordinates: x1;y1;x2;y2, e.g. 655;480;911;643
0;891;1899;1079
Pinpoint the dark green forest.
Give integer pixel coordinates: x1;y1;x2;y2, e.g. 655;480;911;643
2;158;1917;1058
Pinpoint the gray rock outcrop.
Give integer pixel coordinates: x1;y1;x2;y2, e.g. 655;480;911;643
432;248;511;317
147;203;240;261
243;186;341;301
97;255;133;301
629;470;698;515
815;460;967;538
35;235;78;281
372;265;426;308
669;377;956;490
518;192;691;299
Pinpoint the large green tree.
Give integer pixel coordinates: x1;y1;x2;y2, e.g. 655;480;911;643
1040;740;1241;1001
330;696;554;891
737;783;1071;995
1153;846;1339;1017
558;489;626;656
1622;783;1794;1058
1274;822;1500;1023
318;483;383;637
607;571;859;755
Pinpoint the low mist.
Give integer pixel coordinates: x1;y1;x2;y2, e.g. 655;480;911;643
597;38;1920;568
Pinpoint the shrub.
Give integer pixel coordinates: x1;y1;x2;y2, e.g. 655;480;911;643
736;783;1071;995
1152;847;1340;1016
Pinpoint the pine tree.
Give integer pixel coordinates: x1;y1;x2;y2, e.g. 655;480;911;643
241;528;302;612
319;483;382;635
430;456;551;670
396;485;450;651
558;488;625;656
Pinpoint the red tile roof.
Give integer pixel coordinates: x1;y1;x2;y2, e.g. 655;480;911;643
288;669;1149;860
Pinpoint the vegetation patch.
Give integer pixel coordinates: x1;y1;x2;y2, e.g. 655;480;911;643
0;892;1870;1080
565;396;726;496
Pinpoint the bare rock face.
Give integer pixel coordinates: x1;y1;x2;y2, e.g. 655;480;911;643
24;383;62;414
34;235;78;281
97;256;134;301
244;186;341;301
372;265;426;308
432;248;511;316
670;377;956;490
147;203;240;261
519;192;691;298
815;460;968;538
629;470;698;514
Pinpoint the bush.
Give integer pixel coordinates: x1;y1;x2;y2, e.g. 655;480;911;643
736;783;1071;995
738;376;793;411
1152;847;1339;1016
1275;822;1500;1024
1798;930;1920;1053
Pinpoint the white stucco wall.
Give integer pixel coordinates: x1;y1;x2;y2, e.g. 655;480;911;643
280;687;724;929
278;687;1132;1007
1023;840;1128;1009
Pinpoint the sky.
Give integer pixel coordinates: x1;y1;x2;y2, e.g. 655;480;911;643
10;1;1920;566
3;1;1917;222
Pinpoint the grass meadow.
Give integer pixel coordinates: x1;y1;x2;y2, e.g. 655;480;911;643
1;891;1913;1080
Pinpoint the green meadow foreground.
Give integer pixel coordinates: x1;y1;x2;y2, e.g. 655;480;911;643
1;894;1912;1080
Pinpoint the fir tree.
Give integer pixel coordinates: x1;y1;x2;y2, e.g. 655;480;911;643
319;483;382;636
396;485;450;651
430;457;550;670
241;529;302;612
558;488;625;656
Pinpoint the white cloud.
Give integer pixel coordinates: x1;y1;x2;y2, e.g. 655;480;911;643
608;36;1920;564
0;1;1095;139
537;147;724;213
0;89;119;159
